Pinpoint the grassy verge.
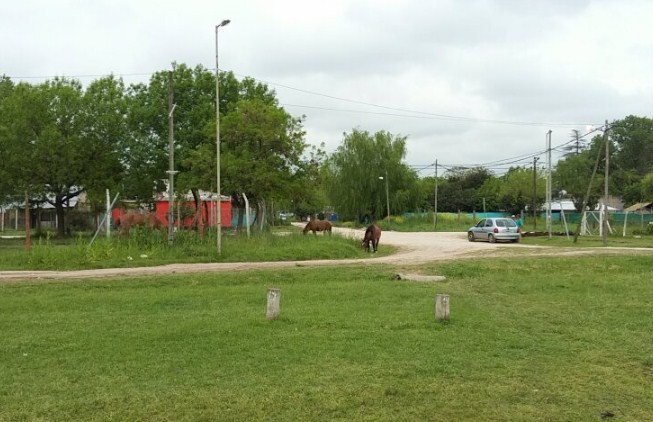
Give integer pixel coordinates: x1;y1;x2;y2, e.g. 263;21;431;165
2;255;652;421
522;233;653;248
0;229;394;271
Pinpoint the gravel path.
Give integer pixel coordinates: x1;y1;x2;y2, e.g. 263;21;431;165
1;225;650;281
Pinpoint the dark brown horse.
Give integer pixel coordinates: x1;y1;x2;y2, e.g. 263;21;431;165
303;219;332;235
115;212;163;235
362;224;381;252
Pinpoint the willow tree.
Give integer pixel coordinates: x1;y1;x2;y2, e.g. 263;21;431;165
325;129;418;222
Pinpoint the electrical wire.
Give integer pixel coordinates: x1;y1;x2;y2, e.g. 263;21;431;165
6;68;613;175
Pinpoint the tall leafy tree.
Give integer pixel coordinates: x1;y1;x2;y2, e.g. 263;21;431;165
609;115;653;205
553;138;605;212
437;167;493;212
495;167;544;214
640;171;653;202
325;129;418;222
117;66;314;231
80;75;128;207
612;115;653;176
560;129;588;157
0;76;17;203
1;77;126;236
220;97;307;228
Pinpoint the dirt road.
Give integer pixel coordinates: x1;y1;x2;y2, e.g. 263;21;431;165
1;225;649;281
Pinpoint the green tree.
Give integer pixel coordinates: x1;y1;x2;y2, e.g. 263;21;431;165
325;129;418;222
609;116;653;204
0;76;17;203
553;143;604;212
80;75;128;208
495;167;544;214
122;64;216;210
220;97;307;229
437;167;493;213
640;171;653;202
612;115;653;176
285;142;328;220
560;129;588;157
1;77;126;237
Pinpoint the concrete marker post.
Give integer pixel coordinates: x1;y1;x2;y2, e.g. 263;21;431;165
266;288;281;320
435;294;450;321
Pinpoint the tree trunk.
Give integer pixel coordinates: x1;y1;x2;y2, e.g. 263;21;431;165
256;199;266;231
36;206;42;236
191;188;204;239
231;193;245;232
55;196;66;238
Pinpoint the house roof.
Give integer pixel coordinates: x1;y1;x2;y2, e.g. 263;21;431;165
624;202;653;212
1;196;79;210
546;200;577;211
544;199;620;212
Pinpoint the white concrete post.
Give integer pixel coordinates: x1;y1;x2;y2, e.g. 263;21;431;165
266;288;281;320
435;294;450;321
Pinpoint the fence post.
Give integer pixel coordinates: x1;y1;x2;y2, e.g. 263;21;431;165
266;288;281;320
434;294;450;321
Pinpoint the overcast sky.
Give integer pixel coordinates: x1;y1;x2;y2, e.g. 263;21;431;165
3;0;652;177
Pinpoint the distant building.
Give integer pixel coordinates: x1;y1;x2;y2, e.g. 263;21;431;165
624;202;653;213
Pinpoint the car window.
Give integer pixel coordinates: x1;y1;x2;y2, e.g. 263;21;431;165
476;219;486;227
485;220;493;227
497;219;516;227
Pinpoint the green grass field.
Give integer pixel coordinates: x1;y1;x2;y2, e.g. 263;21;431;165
2;255;652;421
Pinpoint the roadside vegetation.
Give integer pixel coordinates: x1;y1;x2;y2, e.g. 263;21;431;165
0;226;398;271
2;255;652;421
1;212;651;272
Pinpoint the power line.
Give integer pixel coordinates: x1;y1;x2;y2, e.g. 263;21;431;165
6;68;614;174
248;75;600;129
5;68;602;130
6;72;153;80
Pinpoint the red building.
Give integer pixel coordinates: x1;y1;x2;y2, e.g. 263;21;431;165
112;196;231;229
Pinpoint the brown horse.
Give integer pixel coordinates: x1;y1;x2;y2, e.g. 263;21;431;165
362;224;381;252
303;219;332;235
115;212;164;235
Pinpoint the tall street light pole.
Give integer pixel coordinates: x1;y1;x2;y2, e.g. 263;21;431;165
167;71;178;246
215;19;230;255
379;170;390;224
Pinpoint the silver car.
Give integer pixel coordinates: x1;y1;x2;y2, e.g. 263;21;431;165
467;217;521;243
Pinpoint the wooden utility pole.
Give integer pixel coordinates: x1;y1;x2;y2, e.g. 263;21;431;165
545;131;552;238
433;159;438;230
573;123;607;243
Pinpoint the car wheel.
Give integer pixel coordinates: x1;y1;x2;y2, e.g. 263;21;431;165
488;234;496;243
467;232;475;242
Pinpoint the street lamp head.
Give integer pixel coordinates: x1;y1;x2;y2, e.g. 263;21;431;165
218;19;231;27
